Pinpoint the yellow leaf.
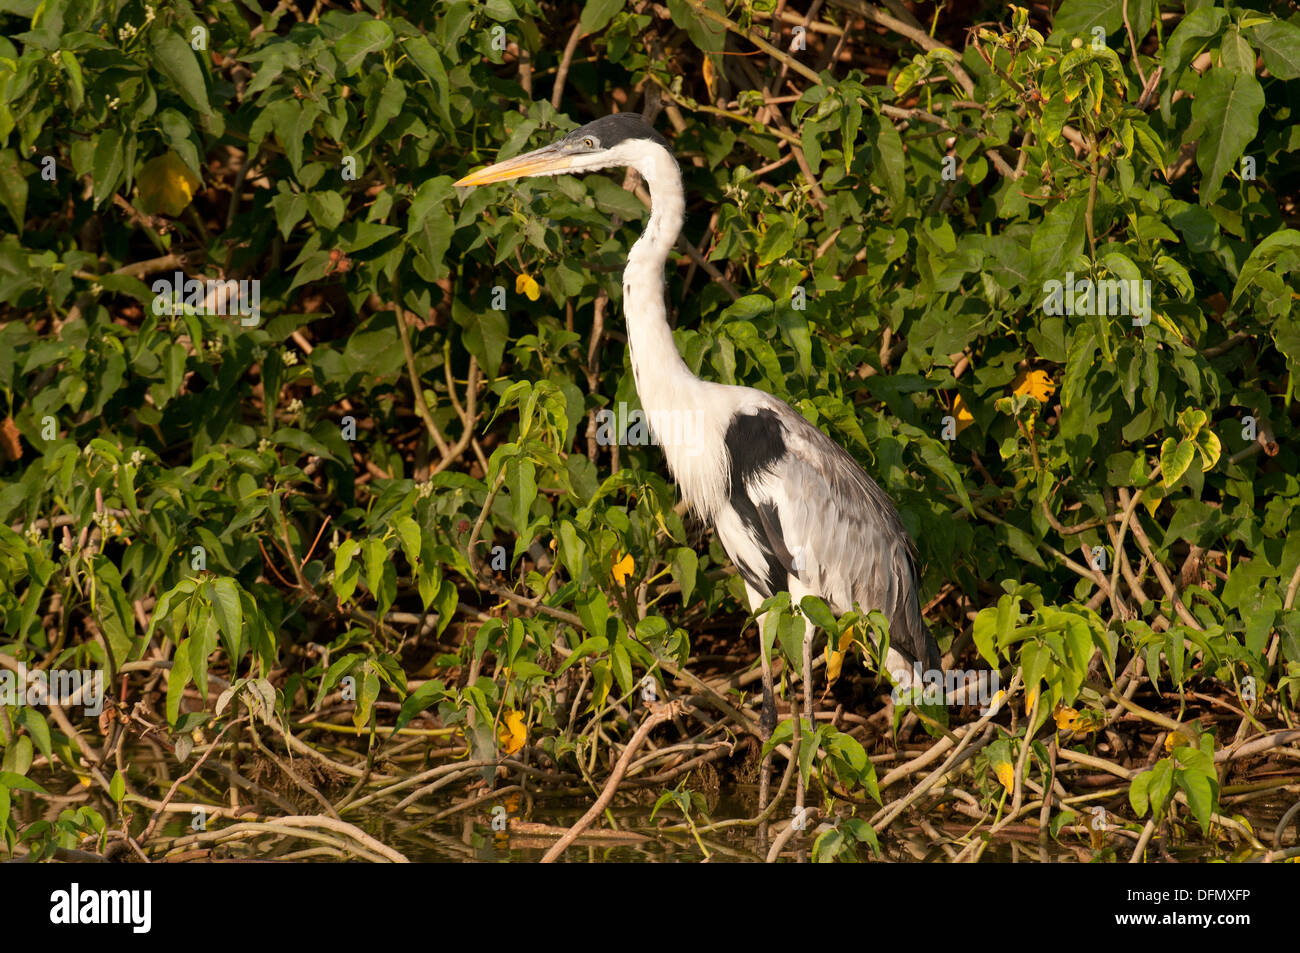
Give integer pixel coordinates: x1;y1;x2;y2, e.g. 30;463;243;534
498;710;527;755
136;152;201;217
824;625;856;685
702;55;716;100
515;273;540;301
951;393;975;435
1025;685;1038;716
994;760;1015;792
1164;726;1195;753
1055;706;1079;731
1011;368;1056;403
612;552;635;585
0;417;21;461
1142;481;1165;518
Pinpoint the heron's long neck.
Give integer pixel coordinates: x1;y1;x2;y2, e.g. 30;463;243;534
622;147;697;406
619;144;729;518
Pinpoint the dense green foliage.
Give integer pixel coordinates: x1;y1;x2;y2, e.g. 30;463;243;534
0;0;1298;861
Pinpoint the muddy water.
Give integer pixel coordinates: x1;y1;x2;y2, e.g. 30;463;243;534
15;748;1298;862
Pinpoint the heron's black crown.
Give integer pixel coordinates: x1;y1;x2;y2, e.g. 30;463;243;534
565;113;671;153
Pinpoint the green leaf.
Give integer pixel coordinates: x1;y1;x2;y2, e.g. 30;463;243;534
91;127;124;208
0;771;47;794
209;577;242;655
1232;229;1300;304
1160;437;1195;489
165;643;193;725
1191;68;1264;206
800;595;839;632
0;149;27;231
875;117;905;207
671;547;698;606
757;217;794;266
151;30;212;116
394;514;421;567
401;37;452;130
353;661;381;729
1251;18;1300;79
394;679;446;732
1052;0;1124;37
579;0;624;34
364;538;388;601
1129;767;1152;817
337;20;394;75
333;538;361;601
357;78;406;150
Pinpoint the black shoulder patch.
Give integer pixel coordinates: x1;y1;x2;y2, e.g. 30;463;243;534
724;409;786;493
723;409;791;597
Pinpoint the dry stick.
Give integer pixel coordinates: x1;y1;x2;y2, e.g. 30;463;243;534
1126;512;1202;629
551;22;584;109
540;701;680;862
584;288;609;461
1284;559;1300;612
432;353;482;475
1217;729;1300;763
151;819;403;863
139;718;245;844
689;0;822;86
993;690;1039;833
1038;736;1059;841
392;284;452;460
1129;818;1157;862
872;675;1022;829
1121;0;1149;88
826;0;976;94
765;807;821;862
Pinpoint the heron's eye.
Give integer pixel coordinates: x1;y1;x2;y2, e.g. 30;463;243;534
583;137;595;149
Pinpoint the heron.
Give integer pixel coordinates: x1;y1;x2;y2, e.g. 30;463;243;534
454;112;941;734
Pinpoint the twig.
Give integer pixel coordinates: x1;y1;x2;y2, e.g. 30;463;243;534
541;701;680;862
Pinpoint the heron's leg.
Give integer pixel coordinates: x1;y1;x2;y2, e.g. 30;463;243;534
795;618;813;829
755;609;776;835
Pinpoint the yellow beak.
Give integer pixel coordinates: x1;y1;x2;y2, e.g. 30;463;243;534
453;145;573;187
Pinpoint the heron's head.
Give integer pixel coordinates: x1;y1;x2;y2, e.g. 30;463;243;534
454;113;672;188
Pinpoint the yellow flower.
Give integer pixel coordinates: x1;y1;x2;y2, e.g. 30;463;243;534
498;710;527;755
1010;369;1056;403
136;152;202;217
612;552;635;585
515;273;540;301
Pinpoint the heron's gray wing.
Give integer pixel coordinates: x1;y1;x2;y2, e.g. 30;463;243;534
740;400;939;670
